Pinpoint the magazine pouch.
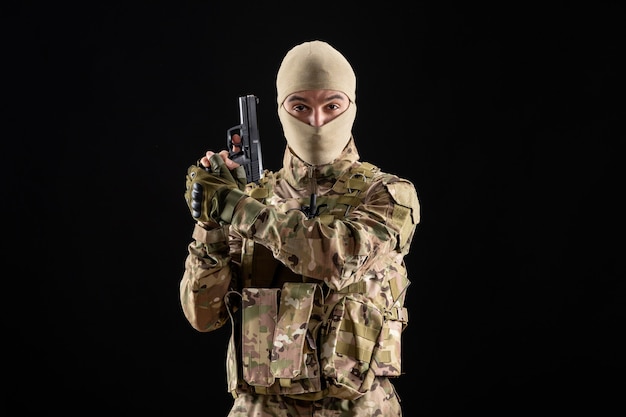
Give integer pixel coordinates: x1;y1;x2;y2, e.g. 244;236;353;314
370;306;407;376
241;287;279;387
371;273;410;377
270;282;323;389
320;295;384;400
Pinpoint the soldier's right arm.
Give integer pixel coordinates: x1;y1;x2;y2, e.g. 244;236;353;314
179;223;237;332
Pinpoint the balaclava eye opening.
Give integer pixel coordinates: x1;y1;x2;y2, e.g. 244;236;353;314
276;40;357;166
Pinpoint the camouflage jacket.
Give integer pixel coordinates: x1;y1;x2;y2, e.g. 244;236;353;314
180;138;420;400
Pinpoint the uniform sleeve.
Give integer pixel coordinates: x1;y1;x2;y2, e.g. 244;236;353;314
179;223;240;332
229;176;420;292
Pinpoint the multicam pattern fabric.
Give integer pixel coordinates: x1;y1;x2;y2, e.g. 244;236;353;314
180;138;420;411
228;377;402;417
241;288;279;387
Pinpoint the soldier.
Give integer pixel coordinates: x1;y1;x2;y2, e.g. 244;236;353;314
181;40;421;416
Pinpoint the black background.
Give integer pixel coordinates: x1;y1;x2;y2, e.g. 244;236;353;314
4;2;623;416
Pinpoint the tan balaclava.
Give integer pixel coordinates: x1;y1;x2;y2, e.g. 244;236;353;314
276;40;357;166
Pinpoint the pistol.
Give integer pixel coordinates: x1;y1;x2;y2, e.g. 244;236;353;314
227;95;264;184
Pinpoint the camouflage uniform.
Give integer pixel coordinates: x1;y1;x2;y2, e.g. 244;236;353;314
180;138;420;416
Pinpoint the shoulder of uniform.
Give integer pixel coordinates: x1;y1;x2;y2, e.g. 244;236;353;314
366;170;419;212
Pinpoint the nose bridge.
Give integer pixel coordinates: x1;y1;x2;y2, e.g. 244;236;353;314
310;107;325;127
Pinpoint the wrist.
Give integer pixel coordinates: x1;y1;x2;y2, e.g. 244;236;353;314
229;192;266;236
219;188;248;224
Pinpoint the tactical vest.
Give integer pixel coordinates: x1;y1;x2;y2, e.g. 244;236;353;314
224;162;410;401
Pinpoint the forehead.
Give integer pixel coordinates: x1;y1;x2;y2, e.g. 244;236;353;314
285;89;348;102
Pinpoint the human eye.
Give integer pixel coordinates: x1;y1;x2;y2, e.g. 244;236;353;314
291;104;308;112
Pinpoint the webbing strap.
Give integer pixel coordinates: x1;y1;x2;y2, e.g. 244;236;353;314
241;238;255;288
340;318;380;341
250;187;269;200
355;161;378;176
192;223;227;244
252;386;330;402
336;195;363;207
337;281;366;294
345;177;367;191
384;307;409;323
335;340;373;362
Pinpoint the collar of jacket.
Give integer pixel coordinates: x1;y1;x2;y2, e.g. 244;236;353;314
280;137;361;189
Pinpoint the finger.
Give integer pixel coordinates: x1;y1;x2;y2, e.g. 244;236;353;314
218;150;230;161
231;133;242;153
218;150;241;170
209;152;237;184
224;157;240;170
199;150;216;167
208;152;227;172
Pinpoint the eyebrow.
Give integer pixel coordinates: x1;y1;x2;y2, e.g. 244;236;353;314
286;93;347;103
